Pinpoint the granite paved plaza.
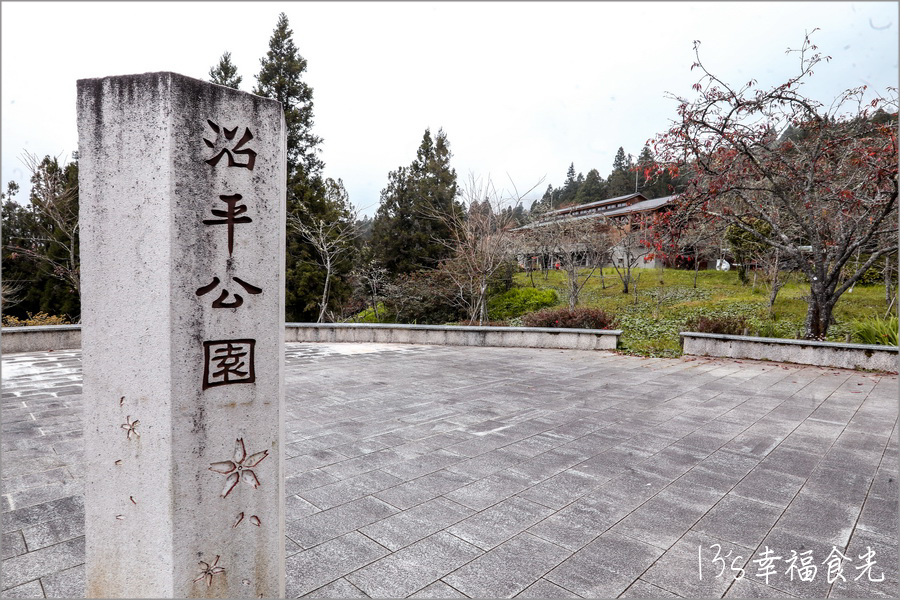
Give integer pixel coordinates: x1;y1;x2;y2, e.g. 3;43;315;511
2;342;898;598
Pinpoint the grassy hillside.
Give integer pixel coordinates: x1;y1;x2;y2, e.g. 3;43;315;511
513;267;896;357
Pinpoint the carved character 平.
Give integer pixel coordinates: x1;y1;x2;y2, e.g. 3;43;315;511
203;194;252;256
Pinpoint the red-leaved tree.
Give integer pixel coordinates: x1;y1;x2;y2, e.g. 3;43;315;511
652;31;898;339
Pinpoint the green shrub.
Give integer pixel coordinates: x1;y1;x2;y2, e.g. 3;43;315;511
523;307;617;330
851;316;898;346
488;287;558;321
683;314;749;335
855;267;883;286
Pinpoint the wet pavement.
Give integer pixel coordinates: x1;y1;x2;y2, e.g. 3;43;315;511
2;343;897;597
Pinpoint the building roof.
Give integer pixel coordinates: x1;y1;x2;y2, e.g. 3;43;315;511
543;192;646;217
601;195;675;217
515;194;676;230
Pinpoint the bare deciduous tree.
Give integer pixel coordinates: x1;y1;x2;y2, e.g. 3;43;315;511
518;216;612;310
433;174;541;325
654;32;898;339
5;152;81;307
287;178;358;323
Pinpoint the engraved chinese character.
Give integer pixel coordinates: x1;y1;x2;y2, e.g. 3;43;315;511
203;120;256;170
753;546;781;585
203;339;256;389
823;547;851;584
855;547;885;582
203;194;252;256
196;276;262;308
784;549;817;582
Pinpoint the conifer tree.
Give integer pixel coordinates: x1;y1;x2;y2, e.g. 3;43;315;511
371;129;460;276
606;147;635;198
208;51;242;89
575;168;606;205
254;12;323;181
254;13;353;321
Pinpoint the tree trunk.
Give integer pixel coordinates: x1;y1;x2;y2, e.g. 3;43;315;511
803;292;834;340
693;254;700;288
318;262;332;323
478;278;488;325
767;250;781;317
885;259;895;309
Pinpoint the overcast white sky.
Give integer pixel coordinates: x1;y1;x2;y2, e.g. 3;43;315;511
2;1;897;216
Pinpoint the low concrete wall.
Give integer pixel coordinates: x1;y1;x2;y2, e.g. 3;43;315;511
681;332;898;372
2;324;621;354
2;325;83;354
286;323;621;351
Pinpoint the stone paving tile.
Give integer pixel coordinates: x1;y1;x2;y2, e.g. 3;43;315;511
285;531;389;598
515;577;581;598
443;470;533;512
722;577;798;597
444;532;571;598
855;494;899;545
829;529;898;598
360;497;473;551
21;514;84;552
3;345;899;598
544;531;665;597
618;578;680;598
447;496;553;551
515;469;604;510
298;469;403;510
373;469;474;510
526;495;629;552
773;492;860;549
408;580;467;598
2;496;83;533
39;564;84;599
641;530;753;597
730;464;806;509
691;493;786;549
0;580;43;598
284;468;339;498
799;463;876;508
586;468;671;513
608;481;723;550
285;494;321;521
286;495;398;549
380;449;467;481
750;527;835;598
302;577;369;598
2;531;27;560
345;531;483;598
1;536;84;590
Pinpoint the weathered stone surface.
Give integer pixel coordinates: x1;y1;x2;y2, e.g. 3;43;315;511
77;72;285;598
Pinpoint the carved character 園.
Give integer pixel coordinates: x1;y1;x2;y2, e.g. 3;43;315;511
202;339;256;389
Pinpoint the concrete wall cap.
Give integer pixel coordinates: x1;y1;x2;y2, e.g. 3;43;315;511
679;331;898;353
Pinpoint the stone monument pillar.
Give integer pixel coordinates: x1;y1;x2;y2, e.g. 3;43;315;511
77;72;285;598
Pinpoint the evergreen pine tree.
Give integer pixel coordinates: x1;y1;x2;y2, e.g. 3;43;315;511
371;129;460;276
574;168;606;205
605;147;635;198
557;163;580;207
254;12;323;181
208;51;242;89
254;13;354;321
